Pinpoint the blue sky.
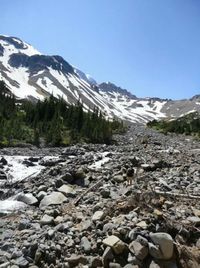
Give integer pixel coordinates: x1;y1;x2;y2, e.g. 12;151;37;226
1;0;200;99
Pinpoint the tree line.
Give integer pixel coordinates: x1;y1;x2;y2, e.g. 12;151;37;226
147;112;200;137
0;81;125;147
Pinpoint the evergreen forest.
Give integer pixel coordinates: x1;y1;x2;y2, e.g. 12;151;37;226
0;81;124;147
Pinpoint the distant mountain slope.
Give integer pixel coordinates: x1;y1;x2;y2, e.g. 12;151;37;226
147;111;200;136
0;35;200;123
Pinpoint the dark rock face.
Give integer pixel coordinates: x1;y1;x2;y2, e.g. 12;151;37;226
99;82;137;99
0;44;4;56
190;94;200;101
0;35;26;50
8;53;74;75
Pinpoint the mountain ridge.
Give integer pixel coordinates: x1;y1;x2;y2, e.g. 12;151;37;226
0;35;200;123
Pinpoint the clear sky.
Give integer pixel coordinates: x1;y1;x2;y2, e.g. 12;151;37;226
1;0;200;99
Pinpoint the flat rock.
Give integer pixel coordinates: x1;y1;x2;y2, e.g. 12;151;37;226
58;184;75;197
39;191;67;208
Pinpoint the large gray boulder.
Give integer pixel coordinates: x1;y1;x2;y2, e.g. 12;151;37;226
39;191;67;208
16;193;38;205
149;233;174;260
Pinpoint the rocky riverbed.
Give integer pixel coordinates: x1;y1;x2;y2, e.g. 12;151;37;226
0;125;200;268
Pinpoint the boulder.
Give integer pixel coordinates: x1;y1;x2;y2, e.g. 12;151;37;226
40;191;67;208
16;193;38;205
149;233;174;260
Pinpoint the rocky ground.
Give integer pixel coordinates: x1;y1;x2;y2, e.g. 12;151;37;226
0;125;200;268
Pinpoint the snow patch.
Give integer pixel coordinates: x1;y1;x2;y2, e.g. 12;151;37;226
1;155;58;183
89;152;110;170
0;199;27;214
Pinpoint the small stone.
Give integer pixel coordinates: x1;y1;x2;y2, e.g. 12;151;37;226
58;185;75;197
124;265;139;268
129;240;148;260
65;255;87;266
18;219;30;230
34;249;42;264
113;175;124;183
102;247;114;267
0;263;10;268
100;189;110;198
187;216;200;225
109;263;121;268
37;191;46;201
92;211;105;221
90;256;102;267
103;235;125;254
14;256;29;267
103;223;116;233
148;242;163;260
149;260;161;268
0;157;7;165
54;216;64;225
16;193;38;205
136;235;148;246
196;238;200;248
80;236;91;253
136;221;147;229
48;229;55;238
154;209;163;217
40;214;54;225
192;208;200;217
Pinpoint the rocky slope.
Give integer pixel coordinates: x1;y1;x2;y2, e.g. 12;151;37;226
1;35;200;124
0;126;200;267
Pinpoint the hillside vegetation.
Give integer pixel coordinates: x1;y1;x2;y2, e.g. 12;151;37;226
0;81;124;147
147;111;200;137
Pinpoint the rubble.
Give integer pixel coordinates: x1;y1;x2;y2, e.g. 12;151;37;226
0;124;200;267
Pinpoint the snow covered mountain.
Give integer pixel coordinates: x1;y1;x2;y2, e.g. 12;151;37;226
0;35;200;123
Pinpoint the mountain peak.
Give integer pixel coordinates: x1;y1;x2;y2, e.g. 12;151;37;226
0;35;41;56
99;82;137;99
